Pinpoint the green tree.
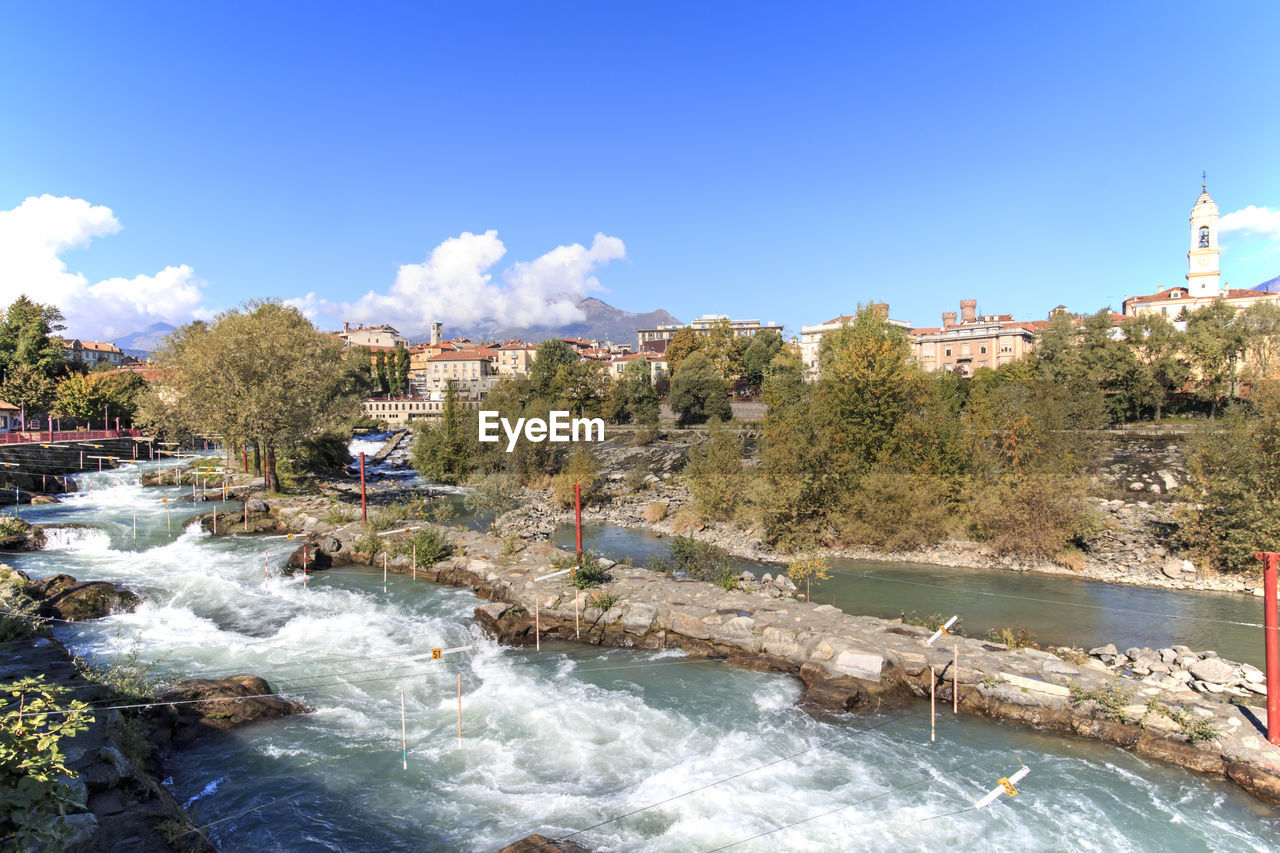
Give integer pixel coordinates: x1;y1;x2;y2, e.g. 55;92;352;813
529;339;579;400
374;350;390;394
741;329;783;387
668;351;731;426
664;327;702;375
815;305;922;467
393;347;412;396
1239;300;1280;385
0;364;57;414
604;359;659;424
1121;313;1189;420
410;381;473;485
142;300;362;491
0;296;69;384
1184;299;1247;415
52;372;147;425
701;318;741;379
0;676;93;848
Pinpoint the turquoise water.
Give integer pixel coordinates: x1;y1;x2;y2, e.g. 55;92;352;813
9;466;1278;851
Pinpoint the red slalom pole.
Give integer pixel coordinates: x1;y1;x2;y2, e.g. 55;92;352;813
360;451;368;524
243;444;248;473
574;482;582;559
1256;551;1280;745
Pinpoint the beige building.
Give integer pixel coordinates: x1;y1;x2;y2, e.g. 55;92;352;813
338;323;410;350
63;339;125;367
637;314;784;354
495;343;538;376
607;352;668;383
410;348;498;397
909;302;1043;376
1124;182;1280;318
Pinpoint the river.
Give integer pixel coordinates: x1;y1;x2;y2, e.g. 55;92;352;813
8;462;1279;851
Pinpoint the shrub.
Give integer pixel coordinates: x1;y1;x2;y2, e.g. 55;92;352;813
0;573;42;642
1069;684;1132;723
838;468;953;550
368;502;410;532
623;462;650;493
786;554;830;601
901;612;961;634
685;422;748;522
464;470;521;516
550;551;609;588
354;530;382;555
393;528;452;566
643;501;668;524
967;473;1096;560
0;676;93;849
987;625;1039;649
651;536;739;589
671;509;699;535
668;352;731;426
551;448;603;509
588;592;618;612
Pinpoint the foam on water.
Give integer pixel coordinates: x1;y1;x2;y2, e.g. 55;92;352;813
11;465;1279;851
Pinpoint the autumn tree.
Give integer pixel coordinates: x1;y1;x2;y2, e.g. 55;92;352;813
411;380;473;485
529;339;579;399
664;327;702;375
604;359;659;424
142;300;361;491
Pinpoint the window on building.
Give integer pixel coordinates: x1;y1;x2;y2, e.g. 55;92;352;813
980;344;987;354
944;347;951;357
1199;226;1210;248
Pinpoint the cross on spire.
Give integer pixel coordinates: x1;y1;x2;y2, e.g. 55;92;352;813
1202;170;1207;189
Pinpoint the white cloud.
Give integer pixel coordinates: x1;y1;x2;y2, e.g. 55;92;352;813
325;230;627;337
1221;205;1280;241
0;194;210;340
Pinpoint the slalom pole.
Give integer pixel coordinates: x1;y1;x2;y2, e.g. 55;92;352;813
359;451;367;524
930;666;936;743
457;674;462;744
1255;551;1280;745
953;645;959;714
132;512;136;542
575;595;580;639
383;552;388;593
574;483;582;560
412;543;416;583
535;596;541;652
264;550;269;591
401;689;408;770
302;546;307;584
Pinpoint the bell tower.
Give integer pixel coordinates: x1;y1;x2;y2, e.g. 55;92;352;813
1187;177;1221;297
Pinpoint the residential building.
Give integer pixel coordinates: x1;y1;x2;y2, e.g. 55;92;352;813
636;314;784;354
410;348;499;398
495;343;538;376
799;304;910;377
0;400;17;433
337;323;410;350
1123;182;1280;319
360;395;484;427
63;339;125;367
909;302;1044;376
606;352;668;383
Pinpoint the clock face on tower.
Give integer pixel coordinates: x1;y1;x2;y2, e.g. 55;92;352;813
1199;256;1209;266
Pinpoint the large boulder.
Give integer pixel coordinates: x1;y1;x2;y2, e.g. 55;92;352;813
31;575;140;621
152;675;309;747
494;835;591;853
1188;657;1236;685
286;543;332;571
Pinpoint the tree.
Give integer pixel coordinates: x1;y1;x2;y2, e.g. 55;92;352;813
685;420;748;521
529;340;579;400
393;347;412;396
786;554;830;602
815;305;923;467
1185;299;1246;415
664;327;702;375
0;365;57;414
0;296;68;384
52;372;147;425
143;300;361;491
701;318;741;379
604;359;659;424
552;359;609;417
1121;313;1189;420
1239;301;1280;385
741;329;783;387
667;351;731;426
374;351;390;394
410;381;473;485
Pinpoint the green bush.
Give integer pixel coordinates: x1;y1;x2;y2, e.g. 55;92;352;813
551;448;603;509
0;676;93;848
651;536;739;589
551;551;609;589
838;468;953;550
685;422;748;522
967;473;1096;560
393;528;452;566
0;573;42;642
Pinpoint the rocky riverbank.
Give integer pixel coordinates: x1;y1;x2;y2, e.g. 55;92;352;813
202;489;1280;812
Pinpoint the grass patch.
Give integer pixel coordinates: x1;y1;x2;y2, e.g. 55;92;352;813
987;625;1039;649
392;528;452;566
1069;684;1132;722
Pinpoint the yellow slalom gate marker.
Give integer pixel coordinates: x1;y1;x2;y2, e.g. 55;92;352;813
925;615;959;647
973;759;1031;809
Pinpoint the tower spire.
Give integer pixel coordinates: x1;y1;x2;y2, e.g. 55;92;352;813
1202;170;1207;190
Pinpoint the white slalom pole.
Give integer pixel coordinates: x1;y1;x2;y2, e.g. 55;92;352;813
264;550;269;591
383;552;388;593
400;689;408;770
930;666;936;743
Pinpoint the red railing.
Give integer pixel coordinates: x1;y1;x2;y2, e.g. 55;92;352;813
0;429;142;445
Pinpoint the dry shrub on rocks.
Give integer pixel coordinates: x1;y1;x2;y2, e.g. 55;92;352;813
837;467;953;550
671;509;700;535
643;501;668;524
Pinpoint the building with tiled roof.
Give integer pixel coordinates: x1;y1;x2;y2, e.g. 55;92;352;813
1123;182;1280;319
908;300;1040;376
63;339;125;368
336;322;410;350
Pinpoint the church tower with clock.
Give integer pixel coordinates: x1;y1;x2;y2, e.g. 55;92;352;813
1186;179;1221;297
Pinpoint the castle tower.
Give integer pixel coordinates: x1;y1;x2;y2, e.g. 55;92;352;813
430;322;442;346
960;299;977;323
1187;179;1221;297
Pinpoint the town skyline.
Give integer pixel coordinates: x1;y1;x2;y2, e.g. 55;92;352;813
3;3;1280;341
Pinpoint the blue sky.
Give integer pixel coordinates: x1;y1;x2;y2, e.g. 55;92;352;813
2;1;1279;341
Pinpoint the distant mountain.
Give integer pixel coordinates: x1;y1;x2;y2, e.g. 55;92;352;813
453;298;681;347
114;322;176;359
